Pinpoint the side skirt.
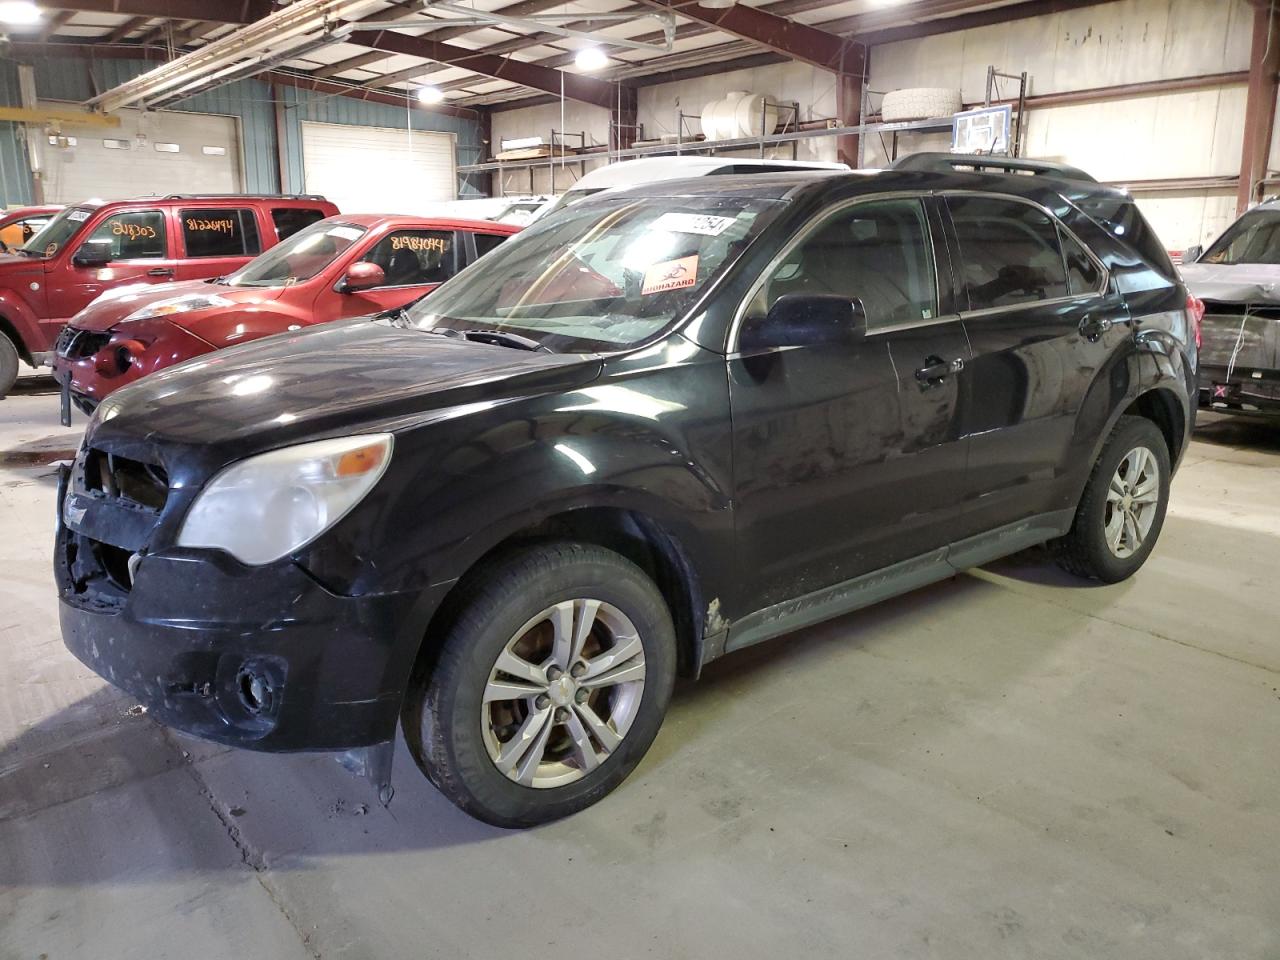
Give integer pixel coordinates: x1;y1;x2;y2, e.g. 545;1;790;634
717;509;1075;660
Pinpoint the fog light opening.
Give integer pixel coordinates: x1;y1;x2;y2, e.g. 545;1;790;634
236;668;275;715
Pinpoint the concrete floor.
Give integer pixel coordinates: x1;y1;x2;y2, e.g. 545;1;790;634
2;369;1278;959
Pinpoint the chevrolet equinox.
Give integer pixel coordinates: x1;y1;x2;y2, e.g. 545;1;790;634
56;155;1198;826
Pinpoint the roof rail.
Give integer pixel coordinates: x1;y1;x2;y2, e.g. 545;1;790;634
890;152;1097;183
148;193;330;201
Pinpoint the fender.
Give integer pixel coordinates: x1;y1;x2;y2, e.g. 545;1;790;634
184;306;312;349
1064;324;1194;510
0;288;44;360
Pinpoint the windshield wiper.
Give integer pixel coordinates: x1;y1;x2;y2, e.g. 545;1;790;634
460;329;553;353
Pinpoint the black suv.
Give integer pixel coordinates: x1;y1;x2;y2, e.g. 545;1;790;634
56;155;1197;826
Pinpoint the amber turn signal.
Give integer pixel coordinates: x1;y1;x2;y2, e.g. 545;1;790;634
336;443;387;477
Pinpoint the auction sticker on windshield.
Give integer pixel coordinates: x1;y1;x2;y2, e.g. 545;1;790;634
642;255;699;295
650;212;735;236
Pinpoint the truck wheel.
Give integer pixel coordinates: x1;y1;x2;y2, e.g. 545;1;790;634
1049;416;1171;582
0;333;19;399
403;541;677;827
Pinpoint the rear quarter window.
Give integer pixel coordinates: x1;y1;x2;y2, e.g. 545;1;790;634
1074;196;1176;280
474;232;509;258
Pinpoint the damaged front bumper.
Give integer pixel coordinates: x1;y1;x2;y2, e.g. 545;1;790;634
1197;300;1280;416
54;463;426;757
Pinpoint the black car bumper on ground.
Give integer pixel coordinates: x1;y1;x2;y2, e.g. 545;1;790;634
55;465;430;752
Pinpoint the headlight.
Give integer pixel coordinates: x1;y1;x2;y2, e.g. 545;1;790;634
176;434;393;565
125;292;233;322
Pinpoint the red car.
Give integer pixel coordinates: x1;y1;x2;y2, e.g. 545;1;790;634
0;205;62;253
53;214;519;417
0;193;338;396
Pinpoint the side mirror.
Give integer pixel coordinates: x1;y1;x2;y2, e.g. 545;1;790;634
739;294;866;352
1182;244;1203;264
73;240;112;268
339;261;385;293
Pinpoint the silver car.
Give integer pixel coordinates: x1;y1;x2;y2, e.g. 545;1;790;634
1181;201;1280;418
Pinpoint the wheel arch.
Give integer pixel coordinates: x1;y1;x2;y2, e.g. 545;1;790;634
0;312;32;364
405;505;707;704
1122;386;1186;465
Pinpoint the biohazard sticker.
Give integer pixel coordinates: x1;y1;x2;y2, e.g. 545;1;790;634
641;255;699;295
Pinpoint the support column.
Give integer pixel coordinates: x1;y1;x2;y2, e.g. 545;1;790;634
835;68;861;168
1237;2;1280;213
271;82;290;194
611;84;638;154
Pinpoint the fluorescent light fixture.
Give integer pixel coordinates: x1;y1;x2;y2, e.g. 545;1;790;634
574;47;608;72
0;1;41;25
417;85;444;104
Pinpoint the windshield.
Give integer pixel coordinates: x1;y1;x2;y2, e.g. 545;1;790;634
224;220;367;287
21;206;93;257
1201;210;1280;265
407;194;782;352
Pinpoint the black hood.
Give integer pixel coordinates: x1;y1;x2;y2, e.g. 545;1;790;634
87;319;602;467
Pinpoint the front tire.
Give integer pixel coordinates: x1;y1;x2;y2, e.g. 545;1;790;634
403;541;677;827
1050;415;1171;582
0;333;18;399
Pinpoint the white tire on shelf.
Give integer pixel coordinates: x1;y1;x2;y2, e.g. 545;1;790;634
880;87;962;122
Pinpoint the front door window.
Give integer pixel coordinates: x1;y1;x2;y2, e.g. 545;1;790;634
80;211;167;261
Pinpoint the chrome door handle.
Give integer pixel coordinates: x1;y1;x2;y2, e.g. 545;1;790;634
915;355;964;385
147;267;175;277
1079;315;1112;341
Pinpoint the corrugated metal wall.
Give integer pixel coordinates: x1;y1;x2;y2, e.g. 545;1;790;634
274;84;486;198
0;56;483;207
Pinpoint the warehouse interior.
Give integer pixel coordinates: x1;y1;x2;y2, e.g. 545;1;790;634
2;0;1279;957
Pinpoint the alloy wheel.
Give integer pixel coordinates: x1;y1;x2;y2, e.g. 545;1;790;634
481;599;646;789
1104;445;1160;559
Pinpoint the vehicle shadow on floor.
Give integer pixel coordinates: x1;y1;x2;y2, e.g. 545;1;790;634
1;570;1069;885
9;373;60;396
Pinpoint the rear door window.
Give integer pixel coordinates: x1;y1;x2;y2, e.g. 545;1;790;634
363;230;458;287
81;210;167;260
946;196;1070;310
272;207;327;241
180;207;261;258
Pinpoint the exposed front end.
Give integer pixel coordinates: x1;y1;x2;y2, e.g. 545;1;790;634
53;319;216;415
54;433;422;752
1196;300;1280;417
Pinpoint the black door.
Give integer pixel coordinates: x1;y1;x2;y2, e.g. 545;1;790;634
942;193;1128;538
728;196;972;611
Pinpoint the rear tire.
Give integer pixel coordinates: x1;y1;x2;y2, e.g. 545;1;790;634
0;334;18;399
403;541;677;827
1049;415;1171;582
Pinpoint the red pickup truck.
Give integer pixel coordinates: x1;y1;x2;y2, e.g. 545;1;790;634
53;214;520;417
0;193;337;397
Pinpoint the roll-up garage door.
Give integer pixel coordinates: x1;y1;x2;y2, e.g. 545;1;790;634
300;121;455;215
37;105;241;203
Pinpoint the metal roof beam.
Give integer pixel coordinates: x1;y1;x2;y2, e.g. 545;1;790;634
40;0;271;24
635;0;861;72
345;27;626;108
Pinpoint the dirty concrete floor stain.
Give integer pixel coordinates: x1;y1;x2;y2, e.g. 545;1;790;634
2;375;1279;958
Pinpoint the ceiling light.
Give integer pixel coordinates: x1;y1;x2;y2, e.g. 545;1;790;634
417;85;444;105
0;1;42;25
574;47;609;72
